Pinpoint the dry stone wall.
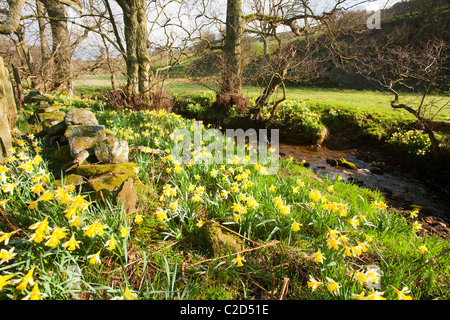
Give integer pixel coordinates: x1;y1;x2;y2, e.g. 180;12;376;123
27;96;142;214
0;57;17;162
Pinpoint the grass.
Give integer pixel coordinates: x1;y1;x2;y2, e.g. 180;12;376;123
1;91;449;301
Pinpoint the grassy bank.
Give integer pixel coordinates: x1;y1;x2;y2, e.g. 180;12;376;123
1;92;448;300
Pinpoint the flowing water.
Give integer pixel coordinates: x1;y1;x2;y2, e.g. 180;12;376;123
278;142;450;222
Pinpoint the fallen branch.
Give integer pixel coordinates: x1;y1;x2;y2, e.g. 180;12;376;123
402;247;450;282
210;220;259;246
0;208;20;235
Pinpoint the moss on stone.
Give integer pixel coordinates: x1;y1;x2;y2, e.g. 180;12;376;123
55;145;73;162
75;163;139;177
326;157;358;170
87;172;139;192
86;171;140;202
55;174;84;188
38;111;66;123
200;221;243;257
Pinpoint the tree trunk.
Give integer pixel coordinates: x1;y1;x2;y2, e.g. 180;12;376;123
36;0;51;89
213;0;249;112
221;0;244;96
119;0;152;103
41;0;73;93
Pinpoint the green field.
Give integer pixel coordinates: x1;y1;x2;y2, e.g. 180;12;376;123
74;76;450;123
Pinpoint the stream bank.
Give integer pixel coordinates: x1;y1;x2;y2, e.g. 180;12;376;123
175;109;450;237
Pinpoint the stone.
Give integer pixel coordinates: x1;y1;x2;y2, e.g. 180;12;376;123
55;144;74;162
36;105;62;113
75;163;140;177
37;110;66;123
200;221;243;257
326;157;358;170
115;178;138;213
47;121;67;136
94;136;129;163
55;174;85;188
41;119;61;133
64;108;99;126
86;171;140;201
68;136;98;158
24;91;51;104
64;125;106;139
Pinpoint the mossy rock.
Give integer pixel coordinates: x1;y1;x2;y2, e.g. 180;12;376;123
64;108;98;126
37;110;66;123
36;106;62;113
47;121;67;136
326;157;358;170
86;172;140;202
64;125;106;139
55;145;74;162
54;174;85;188
200;221;243;257
75;163;139;177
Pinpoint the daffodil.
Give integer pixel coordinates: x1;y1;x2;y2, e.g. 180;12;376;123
418;245;428;254
29;231;47;243
88;250;102;265
0;247;17;264
135;214;143;224
196;220;205;228
62;234;81;251
313;248;325;264
120;225;130;237
233;255;245;267
2;183;16;194
365;290;386;300
69;214;85;227
0;274;14;291
22;283;45;300
412;221;423;232
291;221;301;232
391;286;413;300
326;277;340;295
307;275;322;291
352;291;366;300
16;269;34;290
155;208;167;222
83;221;107;237
29;217;50;235
105;235;117;250
123;286;138;300
0;230;19;245
37;191;54;202
0;199;9;208
309;189;321;202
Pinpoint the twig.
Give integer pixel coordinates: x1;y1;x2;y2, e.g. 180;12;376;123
279;277;290;300
210;220;259;246
0;208;20;234
402;247;450;282
189;240;280;267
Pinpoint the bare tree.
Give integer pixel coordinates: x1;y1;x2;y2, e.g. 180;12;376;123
325;1;450;155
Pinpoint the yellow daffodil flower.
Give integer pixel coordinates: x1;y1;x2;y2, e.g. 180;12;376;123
307;275;322;291
16;269;34;290
88;250;102;265
62;234;80;251
391;286;413;300
0;274;14;290
105;235;117;250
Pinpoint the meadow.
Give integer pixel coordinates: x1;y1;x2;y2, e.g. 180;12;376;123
1;89;449;300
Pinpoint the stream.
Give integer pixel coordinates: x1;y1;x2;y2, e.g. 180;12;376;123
278;142;450;222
